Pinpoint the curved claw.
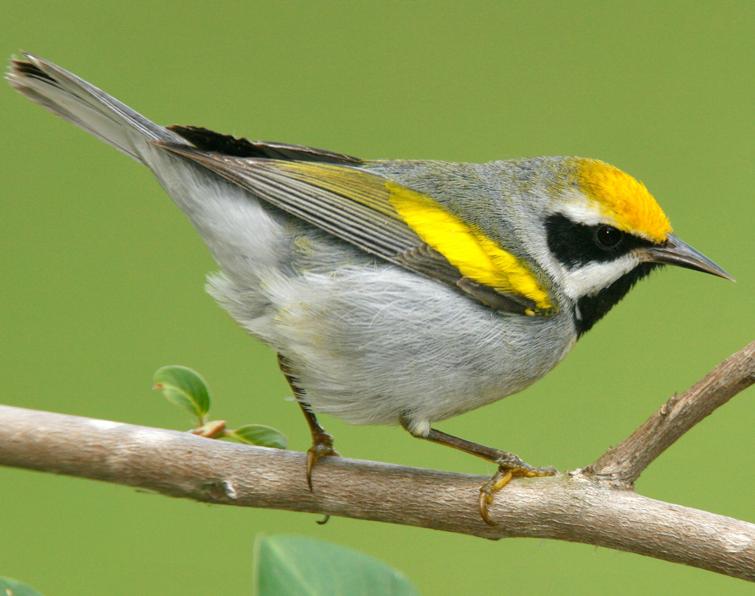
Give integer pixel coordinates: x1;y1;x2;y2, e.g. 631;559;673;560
479;469;513;525
478;462;556;525
305;433;339;491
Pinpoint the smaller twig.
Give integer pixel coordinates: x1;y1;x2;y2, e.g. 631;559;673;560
191;419;226;438
587;341;754;485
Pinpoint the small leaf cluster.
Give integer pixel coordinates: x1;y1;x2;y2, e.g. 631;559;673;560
152;365;287;449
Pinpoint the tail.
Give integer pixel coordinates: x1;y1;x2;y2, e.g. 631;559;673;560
6;53;185;162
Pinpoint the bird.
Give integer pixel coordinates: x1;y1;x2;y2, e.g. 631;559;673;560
7;53;732;524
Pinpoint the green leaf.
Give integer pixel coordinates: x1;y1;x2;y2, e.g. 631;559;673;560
253;535;418;596
228;424;287;449
0;577;44;596
153;365;211;422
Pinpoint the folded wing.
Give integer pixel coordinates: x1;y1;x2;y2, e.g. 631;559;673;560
159;140;547;315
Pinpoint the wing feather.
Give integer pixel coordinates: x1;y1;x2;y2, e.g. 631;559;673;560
157;142;541;315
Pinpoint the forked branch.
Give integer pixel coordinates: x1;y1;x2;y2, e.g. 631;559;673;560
587;340;754;484
0;342;753;580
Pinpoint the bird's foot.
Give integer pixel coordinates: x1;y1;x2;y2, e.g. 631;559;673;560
478;453;556;525
305;430;339;491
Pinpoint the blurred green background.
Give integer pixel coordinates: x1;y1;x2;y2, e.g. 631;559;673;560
1;1;753;594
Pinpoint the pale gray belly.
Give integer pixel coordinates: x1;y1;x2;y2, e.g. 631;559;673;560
213;259;576;428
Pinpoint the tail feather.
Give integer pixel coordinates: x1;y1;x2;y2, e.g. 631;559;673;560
6;53;184;161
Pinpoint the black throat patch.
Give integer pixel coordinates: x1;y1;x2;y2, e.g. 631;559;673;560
574;263;659;335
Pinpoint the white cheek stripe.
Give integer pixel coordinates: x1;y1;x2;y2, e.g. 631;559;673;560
561;254;639;299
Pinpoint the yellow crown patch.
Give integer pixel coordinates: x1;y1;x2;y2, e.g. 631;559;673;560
576;159;672;243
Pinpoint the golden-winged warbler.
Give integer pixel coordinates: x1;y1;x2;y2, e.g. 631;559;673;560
8;54;731;524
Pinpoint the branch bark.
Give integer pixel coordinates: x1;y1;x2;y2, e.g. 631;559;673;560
0;343;753;581
587;340;754;484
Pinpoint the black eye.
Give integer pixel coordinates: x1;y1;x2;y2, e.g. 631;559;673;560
594;225;624;250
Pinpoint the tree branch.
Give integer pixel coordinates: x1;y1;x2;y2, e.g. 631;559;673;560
587;341;754;484
1;343;753;581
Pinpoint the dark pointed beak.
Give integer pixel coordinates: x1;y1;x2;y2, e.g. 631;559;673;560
642;234;734;281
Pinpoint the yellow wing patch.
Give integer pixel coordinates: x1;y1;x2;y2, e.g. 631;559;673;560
387;182;552;311
270;161;552;313
577;159;672;243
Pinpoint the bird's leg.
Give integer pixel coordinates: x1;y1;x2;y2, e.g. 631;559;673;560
401;419;556;525
278;354;339;491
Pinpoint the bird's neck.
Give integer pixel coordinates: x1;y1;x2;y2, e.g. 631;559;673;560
572;263;660;336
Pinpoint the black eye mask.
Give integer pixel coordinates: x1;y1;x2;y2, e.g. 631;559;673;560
545;213;654;269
